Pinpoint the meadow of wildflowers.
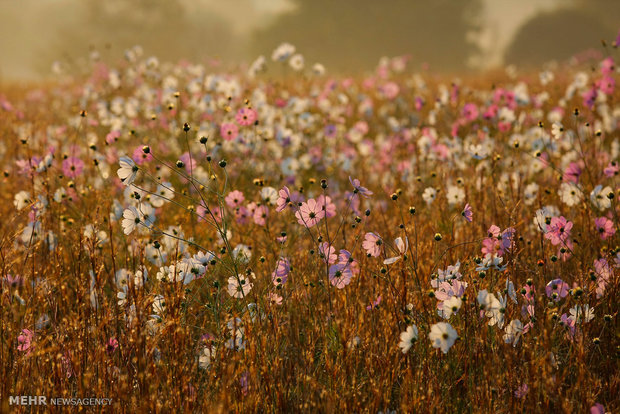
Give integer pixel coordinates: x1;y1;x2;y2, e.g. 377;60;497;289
0;43;618;412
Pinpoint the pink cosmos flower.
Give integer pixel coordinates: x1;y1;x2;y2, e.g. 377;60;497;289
235;108;257;126
3;273;22;287
557;238;574;262
562;162;582;184
132;145;153;165
482;225;515;256
415;97;424;110
317;194;336;218
522;304;535;333
329;263;353;289
295;199;325;228
349;176;373;197
594;258;611;298
366;295;382;310
179;152;197;174
354;121;369;134
461;203;473;222
545;278;569;301
601;56;615;75
381;81;400;100
106;130;121;145
268;292;283;305
220;122;239;141
583;87;597;109
225;190;245;208
594;217;615;240
435;280;467;305
253;205;269;226
603;162;618;177
319;242;337;264
235;206;251;225
514;383;529;399
338;250;359;275
17;329;34;353
598;76;615;95
560;313;576;339
276;186;292;212
345;191;361;215
545;216;573;246
590;403;605;414
246;201;257;216
362;232;382;257
197;203;222;223
272;257;291;285
462;103;479;121
106;338;119;354
522;285;535;303
240;371;249;396
62;157;84;178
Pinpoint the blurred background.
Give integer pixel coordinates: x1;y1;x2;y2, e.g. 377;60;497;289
0;0;618;80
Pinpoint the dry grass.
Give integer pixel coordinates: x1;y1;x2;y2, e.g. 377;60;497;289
0;53;618;413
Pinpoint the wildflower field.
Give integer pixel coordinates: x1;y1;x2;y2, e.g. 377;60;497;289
0;45;618;412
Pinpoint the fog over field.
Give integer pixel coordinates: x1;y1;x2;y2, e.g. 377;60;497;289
0;0;617;80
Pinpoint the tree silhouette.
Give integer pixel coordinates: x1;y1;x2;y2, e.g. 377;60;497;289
504;7;616;67
249;0;483;72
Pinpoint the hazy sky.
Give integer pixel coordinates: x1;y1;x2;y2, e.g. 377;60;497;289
0;0;577;80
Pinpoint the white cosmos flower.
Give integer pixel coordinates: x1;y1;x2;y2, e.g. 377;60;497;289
398;325;419;354
146;243;167;266
439;296;462;319
506;279;518;304
533;205;559;233
193;251;216;268
478;289;505;328
523;183;539;206
271;42;296;62
488;293;507;328
476;254;506;272
146;315;162;336
117;287;128;306
551;122;564;139
232;244;252;264
446;185;465;206
469;144;488;160
568;304;594;323
289;54;304;71
155;266;172;282
152;295;166;315
122;206;140;235
260;187;279;205
150;182;174;208
14;191;31;210
248;55;266;78
312;63;326;76
225;318;246;350
21;221;42;244
504;319;523;346
590;185;612;210
227;274;253;298
54;187;67;203
429;322;458;354
558;182;582;207
117;156;138;186
199;346;214;369
384;237;408;265
422;187;437;205
138;202;156;227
